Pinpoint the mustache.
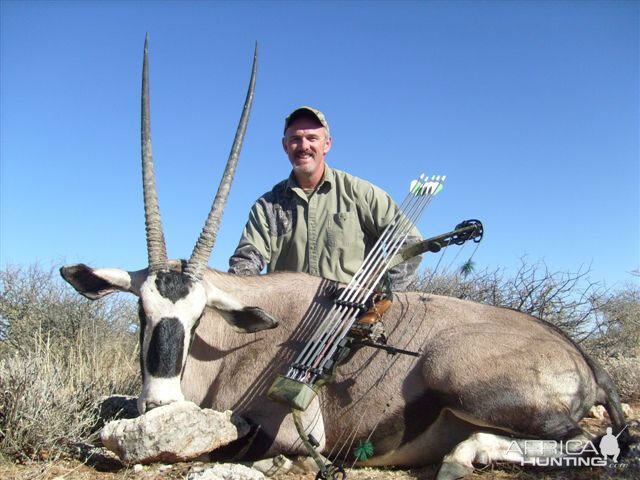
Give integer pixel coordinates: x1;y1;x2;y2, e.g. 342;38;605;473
295;150;314;158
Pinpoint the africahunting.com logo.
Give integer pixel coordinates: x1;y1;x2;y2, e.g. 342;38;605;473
506;426;628;468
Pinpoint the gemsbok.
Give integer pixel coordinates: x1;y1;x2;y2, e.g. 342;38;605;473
61;37;629;479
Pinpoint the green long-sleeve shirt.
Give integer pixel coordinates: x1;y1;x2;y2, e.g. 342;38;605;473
229;165;422;290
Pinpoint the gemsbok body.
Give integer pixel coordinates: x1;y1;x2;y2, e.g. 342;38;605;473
61;38;629;479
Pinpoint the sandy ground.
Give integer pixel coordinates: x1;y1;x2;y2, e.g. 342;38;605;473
1;404;638;480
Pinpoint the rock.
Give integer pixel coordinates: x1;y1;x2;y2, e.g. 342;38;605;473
589;405;607;419
133;464;144;473
101;401;250;464
588;403;634;420
187;463;264;480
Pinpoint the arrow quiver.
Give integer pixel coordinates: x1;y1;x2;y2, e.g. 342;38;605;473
349;293;392;343
332;277;393;343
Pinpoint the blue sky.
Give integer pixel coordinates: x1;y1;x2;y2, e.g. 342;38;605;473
1;1;638;289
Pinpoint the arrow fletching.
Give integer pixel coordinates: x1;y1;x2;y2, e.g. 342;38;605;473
409;173;446;196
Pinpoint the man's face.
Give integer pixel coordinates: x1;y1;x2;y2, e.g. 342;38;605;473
282;116;332;178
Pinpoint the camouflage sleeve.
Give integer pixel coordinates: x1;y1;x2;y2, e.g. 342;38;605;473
386;235;422;291
228;201;271;275
357;181;423;292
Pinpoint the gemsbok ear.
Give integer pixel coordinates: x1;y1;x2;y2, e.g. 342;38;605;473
203;283;279;333
220;307;279;333
60;263;145;300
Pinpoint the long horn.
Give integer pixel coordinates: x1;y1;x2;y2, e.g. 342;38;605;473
141;33;169;273
184;44;258;281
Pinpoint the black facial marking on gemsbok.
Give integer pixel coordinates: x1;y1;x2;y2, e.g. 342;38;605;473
59;36;631;479
155;271;192;303
138;302;147;380
147;317;185;377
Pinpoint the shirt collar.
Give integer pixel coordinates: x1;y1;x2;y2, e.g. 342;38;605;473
286;164;334;193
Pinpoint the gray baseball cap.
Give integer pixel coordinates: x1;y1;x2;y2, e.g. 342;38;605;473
283;106;330;136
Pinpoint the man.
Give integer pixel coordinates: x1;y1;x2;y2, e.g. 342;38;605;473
229;106;421;291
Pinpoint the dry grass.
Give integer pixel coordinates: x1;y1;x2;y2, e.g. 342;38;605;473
595;355;640;403
0;264;140;463
0;330;140;463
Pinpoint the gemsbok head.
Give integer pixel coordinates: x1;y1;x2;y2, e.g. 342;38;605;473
60;36;277;414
